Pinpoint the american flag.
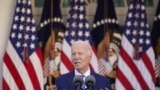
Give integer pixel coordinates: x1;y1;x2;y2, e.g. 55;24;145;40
116;0;155;90
2;0;43;90
60;0;98;74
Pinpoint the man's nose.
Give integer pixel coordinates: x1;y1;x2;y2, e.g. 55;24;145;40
74;54;79;59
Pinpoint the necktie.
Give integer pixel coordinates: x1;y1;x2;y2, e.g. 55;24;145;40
81;75;85;90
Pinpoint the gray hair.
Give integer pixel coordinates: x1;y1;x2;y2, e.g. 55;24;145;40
71;40;92;55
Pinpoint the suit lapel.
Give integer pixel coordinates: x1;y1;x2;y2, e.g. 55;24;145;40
67;71;75;90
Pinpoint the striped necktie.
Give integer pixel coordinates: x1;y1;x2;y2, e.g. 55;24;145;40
81;75;85;90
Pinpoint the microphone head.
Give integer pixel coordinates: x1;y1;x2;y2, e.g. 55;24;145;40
73;75;83;89
85;75;96;89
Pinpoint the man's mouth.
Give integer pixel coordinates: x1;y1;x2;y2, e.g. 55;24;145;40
75;62;80;65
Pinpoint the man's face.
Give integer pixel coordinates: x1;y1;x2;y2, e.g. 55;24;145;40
71;44;91;73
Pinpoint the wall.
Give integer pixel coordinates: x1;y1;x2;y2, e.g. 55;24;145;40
32;0;159;27
0;0;16;89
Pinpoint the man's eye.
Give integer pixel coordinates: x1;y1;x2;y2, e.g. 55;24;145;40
72;53;75;56
78;52;83;55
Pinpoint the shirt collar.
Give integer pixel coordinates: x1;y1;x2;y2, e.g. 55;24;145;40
74;69;90;77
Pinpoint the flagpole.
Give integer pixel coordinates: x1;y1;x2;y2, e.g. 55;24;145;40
103;0;109;61
133;0;140;60
48;0;55;89
23;0;29;63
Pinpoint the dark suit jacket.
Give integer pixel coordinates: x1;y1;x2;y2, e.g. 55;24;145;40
55;70;111;90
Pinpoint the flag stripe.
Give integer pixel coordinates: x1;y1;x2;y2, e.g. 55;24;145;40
115;79;126;90
98;61;109;75
120;46;150;90
25;57;41;90
61;40;74;72
116;67;134;90
30;50;43;89
90;45;98;72
6;42;34;89
118;52;142;90
3;63;19;90
60;62;70;74
61;52;74;71
35;48;43;66
155;60;160;77
43;60;50;76
141;53;155;82
2;79;10;90
3;53;26;90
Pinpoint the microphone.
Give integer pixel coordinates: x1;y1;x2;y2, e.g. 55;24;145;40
73;75;83;90
85;75;96;90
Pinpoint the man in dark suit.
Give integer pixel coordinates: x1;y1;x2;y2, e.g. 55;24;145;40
55;40;111;90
